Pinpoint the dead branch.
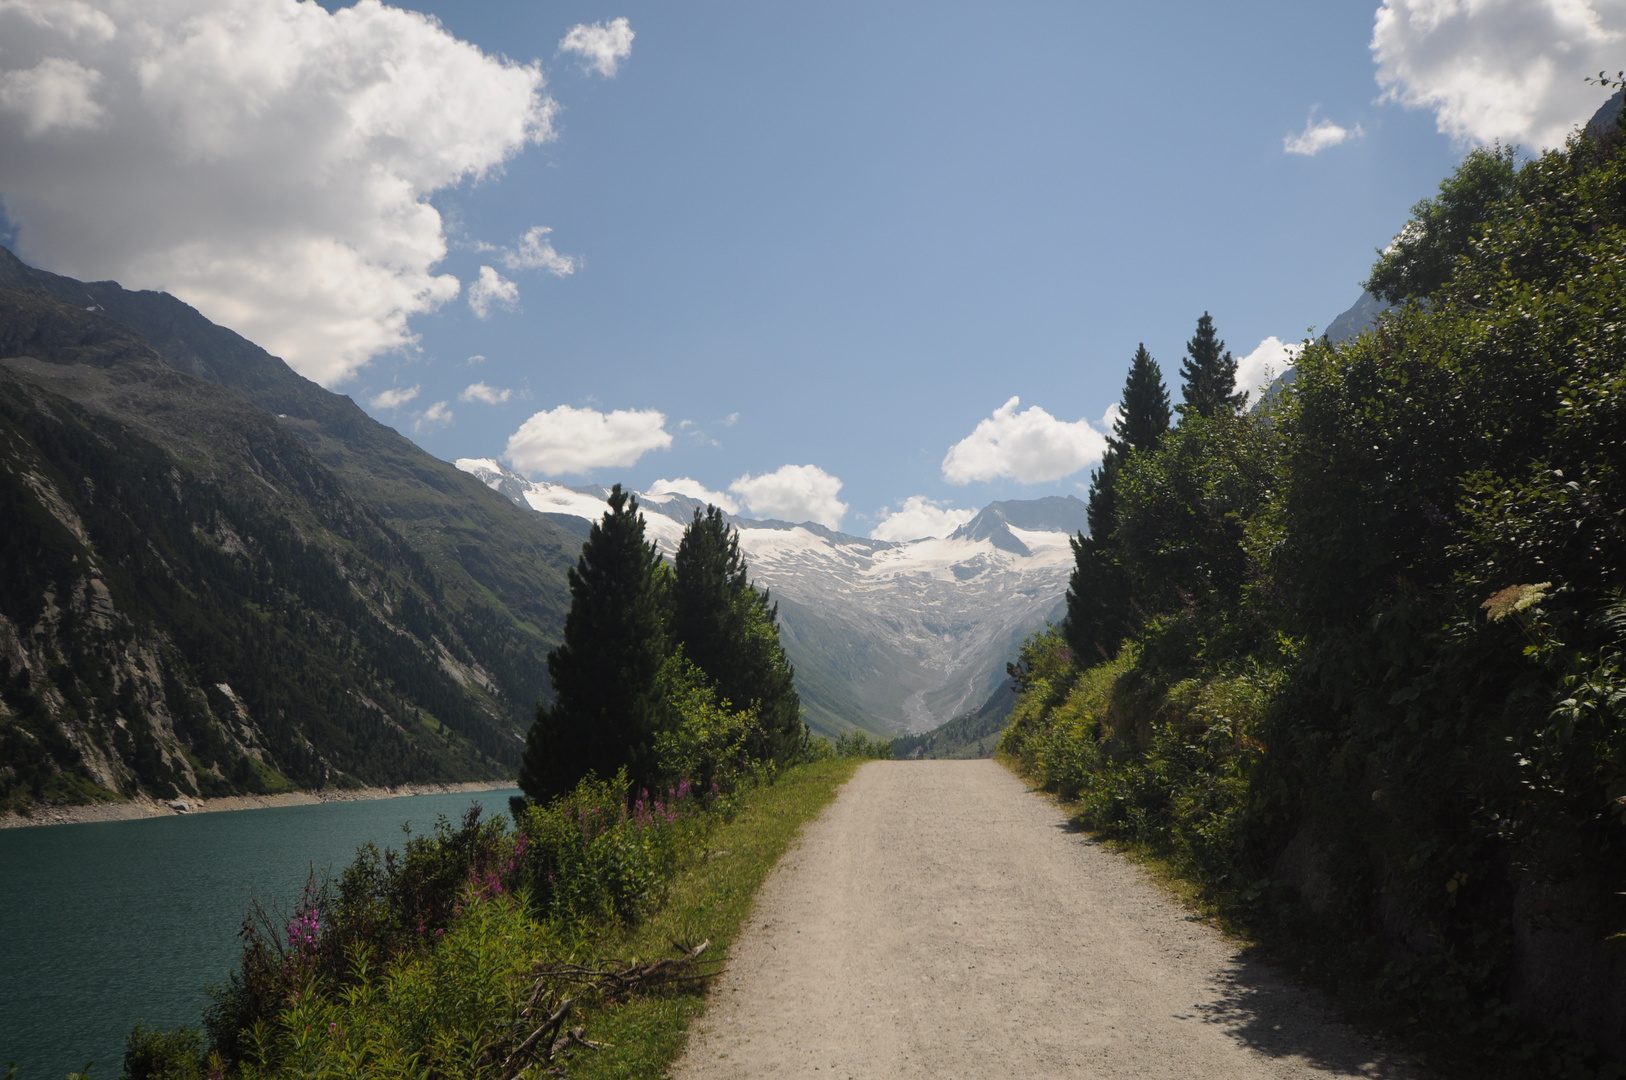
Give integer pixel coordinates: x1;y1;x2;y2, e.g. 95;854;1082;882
499;996;573;1080
530;939;719;1000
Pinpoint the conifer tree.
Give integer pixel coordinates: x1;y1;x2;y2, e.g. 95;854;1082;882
1063;345;1170;660
1177;312;1245;419
672;506;804;764
1115;343;1171;452
518;484;669;804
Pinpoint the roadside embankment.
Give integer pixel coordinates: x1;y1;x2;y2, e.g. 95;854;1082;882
0;780;517;829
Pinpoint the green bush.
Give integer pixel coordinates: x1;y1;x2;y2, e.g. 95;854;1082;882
828;729;894;760
122;1024;208;1080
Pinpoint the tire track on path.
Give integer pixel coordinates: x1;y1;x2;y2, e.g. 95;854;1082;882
673;759;1420;1079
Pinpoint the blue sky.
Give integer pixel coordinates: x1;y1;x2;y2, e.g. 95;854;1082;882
393;0;1458;532
0;0;1616;536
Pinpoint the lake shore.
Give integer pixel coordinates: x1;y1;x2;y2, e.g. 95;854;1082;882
0;780;518;829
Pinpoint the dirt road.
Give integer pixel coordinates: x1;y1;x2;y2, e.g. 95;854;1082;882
673;759;1418;1079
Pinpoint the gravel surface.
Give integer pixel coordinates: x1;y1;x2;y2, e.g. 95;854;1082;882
673;759;1421;1079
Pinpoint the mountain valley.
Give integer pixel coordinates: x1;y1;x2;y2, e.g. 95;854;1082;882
457;459;1085;737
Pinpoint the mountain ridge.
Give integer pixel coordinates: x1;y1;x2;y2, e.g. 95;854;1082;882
0;250;586;814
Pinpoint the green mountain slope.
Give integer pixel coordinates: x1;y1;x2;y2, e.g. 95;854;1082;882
0;269;580;813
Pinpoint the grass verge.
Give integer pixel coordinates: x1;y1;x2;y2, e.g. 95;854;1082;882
565;757;859;1079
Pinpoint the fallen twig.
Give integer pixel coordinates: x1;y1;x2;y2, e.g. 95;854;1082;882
499;997;573;1080
530;939;720;999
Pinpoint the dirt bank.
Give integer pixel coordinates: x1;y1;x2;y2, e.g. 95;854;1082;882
674;759;1420;1079
0;780;517;829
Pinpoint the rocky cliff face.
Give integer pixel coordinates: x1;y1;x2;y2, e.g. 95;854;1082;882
0;254;583;814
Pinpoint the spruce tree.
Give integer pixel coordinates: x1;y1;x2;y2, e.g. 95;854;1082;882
1063;345;1170;660
672;506;804;764
1115;344;1171;452
1177;312;1245;419
518;484;669;804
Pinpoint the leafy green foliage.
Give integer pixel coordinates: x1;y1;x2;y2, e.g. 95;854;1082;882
819;729;894;760
1010;119;1626;1074
1365;143;1520;304
122;1024;209;1080
151;754;853;1080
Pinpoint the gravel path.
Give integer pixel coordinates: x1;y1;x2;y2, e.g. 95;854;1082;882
673;759;1420;1079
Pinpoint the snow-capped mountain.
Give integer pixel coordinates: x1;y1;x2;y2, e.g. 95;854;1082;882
456;458;1085;738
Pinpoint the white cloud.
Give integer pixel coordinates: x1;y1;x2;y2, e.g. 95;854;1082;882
505;404;672;476
369;384;421;409
646;477;741;514
0;57;106;135
559;17;635;78
870;496;977;542
501;225;575;276
468;265;519;318
466;353;486;365
1100;402;1123;434
941;397;1109;485
1372;0;1626;149
1235;336;1301;408
729;465;848;529
460;381;513;405
0;0;555;386
414;400;453;431
0;0;116;42
1284;111;1363;155
721;412;740;427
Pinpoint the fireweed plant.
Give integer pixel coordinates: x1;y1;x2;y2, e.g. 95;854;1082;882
117;672;793;1080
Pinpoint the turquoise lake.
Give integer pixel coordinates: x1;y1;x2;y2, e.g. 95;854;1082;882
0;790;519;1080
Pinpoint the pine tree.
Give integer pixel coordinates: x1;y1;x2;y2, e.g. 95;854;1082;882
672;506;804;764
1115;343;1171;452
518;484;670;804
1177;312;1245;419
1063;346;1170;660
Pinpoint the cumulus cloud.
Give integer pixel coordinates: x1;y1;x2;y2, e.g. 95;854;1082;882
414;400;453;432
1372;0;1626;149
501;225;575;276
0;0;555;386
505;404;672;477
559;17;635;77
369;384;421;409
468;265;519;318
1235;336;1301;408
870;496;977;542
729;465;848;529
941;397;1109;485
460;381;512;404
0;57;106;135
1284;110;1363;155
647;477;741;514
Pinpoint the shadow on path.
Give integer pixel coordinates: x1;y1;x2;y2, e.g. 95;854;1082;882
1197;946;1419;1078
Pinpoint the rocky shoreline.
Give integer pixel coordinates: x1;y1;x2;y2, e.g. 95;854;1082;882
0;780;519;829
